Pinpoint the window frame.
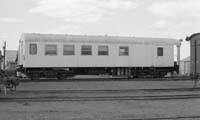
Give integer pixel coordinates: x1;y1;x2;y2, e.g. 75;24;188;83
119;46;129;56
81;45;92;55
45;44;57;56
157;47;164;56
98;45;109;56
29;44;37;55
63;45;75;55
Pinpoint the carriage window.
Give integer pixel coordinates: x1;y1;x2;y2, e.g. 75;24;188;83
63;45;75;55
157;47;163;56
98;46;108;55
45;45;57;55
81;45;92;55
119;46;129;56
29;44;37;55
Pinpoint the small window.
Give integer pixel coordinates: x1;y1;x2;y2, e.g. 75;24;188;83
157;47;163;56
29;44;37;55
81;45;92;55
63;45;75;55
98;46;108;55
119;46;129;56
45;45;57;55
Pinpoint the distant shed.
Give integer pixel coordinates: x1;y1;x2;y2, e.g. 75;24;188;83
179;56;190;76
5;50;17;70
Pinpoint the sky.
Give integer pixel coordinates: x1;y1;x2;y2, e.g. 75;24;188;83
0;0;199;59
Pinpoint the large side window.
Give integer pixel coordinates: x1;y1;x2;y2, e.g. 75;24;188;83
29;44;37;55
63;45;75;55
81;45;92;55
98;46;108;56
119;46;129;56
157;47;163;56
45;45;57;55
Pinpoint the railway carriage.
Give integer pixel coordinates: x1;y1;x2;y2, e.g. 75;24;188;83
17;33;180;79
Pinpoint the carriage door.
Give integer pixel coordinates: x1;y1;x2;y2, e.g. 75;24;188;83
155;47;164;66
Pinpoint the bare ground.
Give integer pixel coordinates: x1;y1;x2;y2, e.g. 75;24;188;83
0;80;200;120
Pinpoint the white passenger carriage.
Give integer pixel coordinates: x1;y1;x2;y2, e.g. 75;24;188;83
17;33;180;79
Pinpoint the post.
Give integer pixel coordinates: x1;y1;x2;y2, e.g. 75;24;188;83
4;86;6;95
193;39;198;88
194;39;197;76
176;39;182;66
3;41;6;70
0;51;2;69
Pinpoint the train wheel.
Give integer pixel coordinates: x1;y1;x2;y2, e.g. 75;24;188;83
29;73;39;80
56;74;65;80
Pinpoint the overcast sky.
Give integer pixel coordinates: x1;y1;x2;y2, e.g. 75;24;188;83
0;0;199;59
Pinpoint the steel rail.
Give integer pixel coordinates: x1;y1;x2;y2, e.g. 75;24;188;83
1;94;200;102
121;115;200;120
15;87;200;94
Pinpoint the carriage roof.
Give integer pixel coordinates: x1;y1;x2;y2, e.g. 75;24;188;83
20;33;180;45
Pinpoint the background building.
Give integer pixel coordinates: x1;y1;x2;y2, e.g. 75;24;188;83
179;56;190;76
186;33;200;76
4;50;17;70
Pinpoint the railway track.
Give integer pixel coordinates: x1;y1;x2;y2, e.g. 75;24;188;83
14;87;200;94
122;115;200;120
1;93;200;102
1;87;200;102
20;77;191;82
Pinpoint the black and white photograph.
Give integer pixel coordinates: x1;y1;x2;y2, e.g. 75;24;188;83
0;0;200;119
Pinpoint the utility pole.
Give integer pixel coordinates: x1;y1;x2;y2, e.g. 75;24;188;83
3;41;6;70
176;39;182;74
177;39;183;66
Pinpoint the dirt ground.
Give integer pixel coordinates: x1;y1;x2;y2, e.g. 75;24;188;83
17;80;195;91
0;99;200;120
0;80;200;120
